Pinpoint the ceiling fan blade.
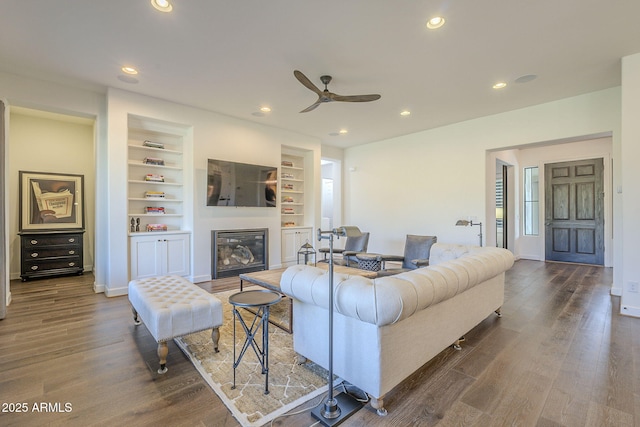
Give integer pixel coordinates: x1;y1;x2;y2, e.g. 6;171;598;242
331;94;381;102
299;101;322;113
294;70;323;95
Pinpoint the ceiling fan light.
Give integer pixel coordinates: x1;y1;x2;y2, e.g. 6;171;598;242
493;82;507;89
151;0;173;12
400;110;411;116
260;106;271;113
427;16;445;29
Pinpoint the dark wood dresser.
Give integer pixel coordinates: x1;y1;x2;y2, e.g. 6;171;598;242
19;230;84;281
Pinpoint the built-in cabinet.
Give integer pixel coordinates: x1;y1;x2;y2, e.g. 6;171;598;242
130;232;190;279
127;115;190;280
281;227;313;266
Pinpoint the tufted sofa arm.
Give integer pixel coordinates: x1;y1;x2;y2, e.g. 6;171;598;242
280;243;514;327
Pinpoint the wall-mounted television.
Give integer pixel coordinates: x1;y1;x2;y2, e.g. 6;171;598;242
207;159;277;207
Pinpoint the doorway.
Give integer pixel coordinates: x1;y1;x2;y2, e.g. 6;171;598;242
320;159;342;245
544;158;604;265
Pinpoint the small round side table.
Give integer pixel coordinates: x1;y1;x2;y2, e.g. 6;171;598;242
228;289;282;394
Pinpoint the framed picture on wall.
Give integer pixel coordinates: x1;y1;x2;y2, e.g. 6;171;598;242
19;171;85;231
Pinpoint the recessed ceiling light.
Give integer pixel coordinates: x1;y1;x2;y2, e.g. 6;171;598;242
151;0;173;12
339;129;348;135
260;106;271;113
426;16;445;30
493;82;507;89
121;66;138;75
400;110;411;116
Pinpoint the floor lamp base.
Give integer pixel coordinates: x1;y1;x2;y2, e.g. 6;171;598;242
311;392;364;426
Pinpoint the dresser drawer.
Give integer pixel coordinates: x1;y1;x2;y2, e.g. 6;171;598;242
23;246;81;259
24;257;82;273
23;234;83;247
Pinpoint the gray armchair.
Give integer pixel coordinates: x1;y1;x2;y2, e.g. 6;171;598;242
376;235;437;277
318;231;370;266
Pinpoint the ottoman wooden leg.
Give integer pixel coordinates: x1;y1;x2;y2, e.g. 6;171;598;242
211;327;220;353
132;307;141;325
157;341;169;374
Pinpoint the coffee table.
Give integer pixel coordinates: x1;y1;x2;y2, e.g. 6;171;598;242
239;264;377;333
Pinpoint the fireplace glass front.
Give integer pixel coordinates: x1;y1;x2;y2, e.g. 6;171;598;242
212;228;268;279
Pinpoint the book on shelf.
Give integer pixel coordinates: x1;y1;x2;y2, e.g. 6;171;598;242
145;191;166;198
143;157;165;166
281;173;294;179
281;160;293;167
282;196;294;203
283;183;294;190
146;223;168;232
144;174;165;182
145;207;165;214
283;221;296;227
143;140;165;149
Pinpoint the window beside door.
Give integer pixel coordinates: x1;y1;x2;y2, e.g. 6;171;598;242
524;166;539;236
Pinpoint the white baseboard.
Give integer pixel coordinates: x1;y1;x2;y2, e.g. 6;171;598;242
620;304;640;318
610;286;622;297
104;285;128;297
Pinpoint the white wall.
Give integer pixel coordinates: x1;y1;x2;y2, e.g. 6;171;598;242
343;88;622;276
620;53;640;316
8;110;96;278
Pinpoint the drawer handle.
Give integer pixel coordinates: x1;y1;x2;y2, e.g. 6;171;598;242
31;266;39;271
68;262;75;267
68;238;75;243
31;252;39;258
69;250;75;255
31;239;38;245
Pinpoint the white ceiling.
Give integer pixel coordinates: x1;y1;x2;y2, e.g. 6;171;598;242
2;1;640;148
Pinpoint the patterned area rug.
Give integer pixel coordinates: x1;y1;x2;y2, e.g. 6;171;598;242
175;287;330;427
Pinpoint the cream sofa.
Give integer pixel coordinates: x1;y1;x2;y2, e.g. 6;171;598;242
280;242;514;415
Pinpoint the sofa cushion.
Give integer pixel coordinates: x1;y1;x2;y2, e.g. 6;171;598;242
281;243;514;327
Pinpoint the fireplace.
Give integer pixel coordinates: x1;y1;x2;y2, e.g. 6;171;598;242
212;228;268;279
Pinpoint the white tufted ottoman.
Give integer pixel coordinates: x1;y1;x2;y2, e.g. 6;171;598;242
128;275;223;374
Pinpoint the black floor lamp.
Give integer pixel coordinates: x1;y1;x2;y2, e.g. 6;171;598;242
456;219;483;246
312;226;364;426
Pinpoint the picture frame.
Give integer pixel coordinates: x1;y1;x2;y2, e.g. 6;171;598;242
19;171;84;231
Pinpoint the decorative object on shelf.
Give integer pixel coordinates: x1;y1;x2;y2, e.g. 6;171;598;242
455;219;483;246
146;223;167;232
281;160;293;167
283;221;296;227
313;226;365;425
282;196;294;203
143;140;164;149
283;207;295;214
283;183;294;190
143;157;165;166
135;218;140;232
145;191;165;198
19;171;85;231
297;240;316;265
144;173;165;182
145;206;165;214
130;218;135;233
281;173;294;179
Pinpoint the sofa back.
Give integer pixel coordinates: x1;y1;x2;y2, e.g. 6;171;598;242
280;243;514;327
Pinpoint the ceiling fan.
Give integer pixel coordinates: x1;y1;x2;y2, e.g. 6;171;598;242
294;70;381;113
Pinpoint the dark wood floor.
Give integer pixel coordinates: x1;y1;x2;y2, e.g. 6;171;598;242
0;261;637;427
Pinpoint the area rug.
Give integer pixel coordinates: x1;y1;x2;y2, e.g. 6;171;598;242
175;287;331;427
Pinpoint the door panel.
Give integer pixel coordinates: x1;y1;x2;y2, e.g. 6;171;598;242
545;158;604;265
